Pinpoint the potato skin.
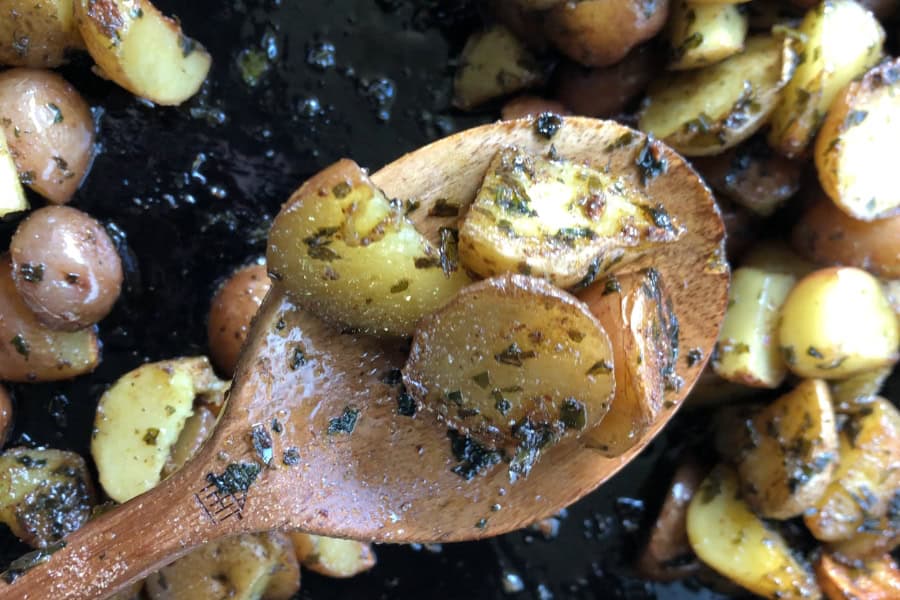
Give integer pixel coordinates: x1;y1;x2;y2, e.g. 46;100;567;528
0;68;95;204
289;533;376;578
545;0;670;68
500;95;570;121
11;206;123;331
0;0;84;68
208;263;271;377
816;553;900;600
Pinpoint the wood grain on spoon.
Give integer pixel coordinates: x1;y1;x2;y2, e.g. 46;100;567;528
0;117;727;600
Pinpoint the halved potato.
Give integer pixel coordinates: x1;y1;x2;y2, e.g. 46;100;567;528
668;1;748;70
712;267;796;388
0;127;27;218
778;267;899;379
403;274;614;478
0;447;95;548
686;465;820;599
0;0;84;68
829;519;900;560
458;146;683;288
814;59;900;221
639;35;798;156
734;379;838;519
767;0;884;158
804;398;900;543
73;0;211;105
267;159;472;337
161;405;218;478
816;553;900;600
829;366;892;414
579;269;680;457
92;357;228;503
289;533;376;578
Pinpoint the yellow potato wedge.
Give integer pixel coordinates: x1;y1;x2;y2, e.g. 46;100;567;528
768;0;884;158
0;127;27;218
161;405;218;478
289;533;376;578
73;0;211;105
817;553;900;600
640;35;798;156
0;0;84;68
668;1;748;70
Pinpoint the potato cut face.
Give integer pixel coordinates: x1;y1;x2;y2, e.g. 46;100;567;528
640;35;797;156
768;0;884;157
735;379;838;519
92;357;228;503
712;267;796;388
0;448;95;548
74;0;211;105
686;465;820;599
458;146;683;288
0;128;27;218
668;1;748;71
268;159;472;337
815;59;900;221
289;533;376;578
403;274;614;479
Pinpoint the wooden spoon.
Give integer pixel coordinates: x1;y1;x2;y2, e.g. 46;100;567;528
0;117;727;600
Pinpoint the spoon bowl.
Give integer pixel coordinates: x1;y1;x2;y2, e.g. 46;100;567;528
0;117;727;600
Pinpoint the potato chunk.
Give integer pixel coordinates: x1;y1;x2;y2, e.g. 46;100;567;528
805;398;900;543
767;0;884;158
289;533;376;578
267;159;472;337
0;128;27;218
817;553;900;600
815;59;900;221
778;267;899;379
458;146;682;288
640;35;798;156
686;465;820;599
668;1;748;71
403;274;614;478
74;0;211;105
0;0;84;68
92;357;227;502
0;448;95;548
734;379;838;519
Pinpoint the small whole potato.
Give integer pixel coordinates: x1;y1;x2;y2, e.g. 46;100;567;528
11;206;123;331
207;263;271;377
0;68;94;204
0;0;84;68
0;385;12;447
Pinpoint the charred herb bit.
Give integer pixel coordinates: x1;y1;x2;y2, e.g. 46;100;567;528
18;263;44;283
414;256;441;269
494;342;536;367
554;227;597;245
380;368;403;385
250;425;274;466
493;390;512;416
641;204;679;237
397;386;417;417
282;447;300;466
332;182;352;198
16;455;47;469
586;360;613;376
635;135;668;186
448;430;502;481
289;346;307;370
1;540;66;583
572;257;602;291
843;110;868;129
271;418;283;434
602;276;621;295
303;227;340;262
686;348;703;367
807;346;824;359
438;227;460;276
404;199;421;214
559;398;586;430
206;462;261;496
11;334;29;358
534;112;564;139
510;419;559;482
472;371;491;389
327;406;359;434
143;428;160;446
494;184;537;217
446;390;463;405
390;279;410;293
46;103;64;124
428;198;460;218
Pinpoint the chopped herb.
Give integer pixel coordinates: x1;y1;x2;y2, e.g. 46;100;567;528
1;540;66;583
290;346;306;370
475;518;488;529
446;390;463;404
807;346;824;359
567;330;585;343
16;455;47;468
554;227;596;244
494;184;537;217
414;256;441;269
534;112;563;139
493;390;511;415
130;6;144;18
206;462;261;495
10;334;29;358
572;258;602;291
428;198;460;217
448;430;502;480
606;131;636;152
304;227;340;261
327;406;359;434
142;428;160;446
559;398;586;430
494;342;535;367
404;199;421;214
332;182;352;198
307;245;341;261
602;277;621;295
635;136;668;186
510;419;559;482
46;103;63;124
438;227;460;275
641;204;678;235
843;110;868;129
282;447;300;466
380;368;403;385
586;360;613;376
471;371;491;388
397;387;416;416
390;279;410;293
251;425;273;465
271;418;283;434
164;405;175;416
18;263;44;283
686;348;703;367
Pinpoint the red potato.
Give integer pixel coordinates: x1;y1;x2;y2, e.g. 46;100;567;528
500;96;571;121
208;263;271;377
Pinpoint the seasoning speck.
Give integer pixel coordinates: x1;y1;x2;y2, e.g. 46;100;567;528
328;406;359;434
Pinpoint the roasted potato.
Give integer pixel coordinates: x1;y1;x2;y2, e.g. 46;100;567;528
829;366;892;415
668;1;748;70
639;35;798;156
805;398;900;543
829;518;900;560
816;553;900;599
734;379;838;519
488;0;549;51
458;146;682;288
92;357;227;502
793;193;900;279
267;159;472;337
0;68;95;204
711;267;796;388
403;274;615;476
0;128;27;218
0;0;84;68
0;254;100;382
718;198;758;261
544;0;670;68
814;59;900;221
741;240;817;279
160;405;218;479
884;279;900;317
768;0;884;158
289;533;376;578
500;96;570;121
579;270;680;457
686;465;820;599
0;447;95;548
208;263;271;377
0;385;11;447
452;26;546;110
73;0;211;105
777;267;899;379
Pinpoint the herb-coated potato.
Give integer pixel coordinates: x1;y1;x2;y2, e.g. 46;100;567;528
160;405;218;479
0;68;94;204
579;270;680;457
458;146;682;288
816;553;900;600
734;379;838;519
639;35;798;156
668;1;748;70
92;357;228;503
289;533;376;578
544;0;670;68
829;518;900;560
777;267;899;379
792;193;900;279
0;447;95;548
0;0;84;68
403;274;615;476
500;96;570;121
712;267;796;388
829;366;892;415
768;0;884;158
267;159;472;337
263;534;302;600
0;128;27;218
73;0;211;105
0;254;100;383
208;263;271;377
0;385;11;447
805;398;900;543
452;26;546;110
814;59;900;221
686;465;820;599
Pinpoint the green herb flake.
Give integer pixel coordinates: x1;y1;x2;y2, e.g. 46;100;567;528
471;371;491;388
390;279;410;294
11;334;29;358
559;398;586;430
635;136;668;186
438;227;460;275
554;227;597;244
251;425;274;466
206;462;261;495
271;418;283;434
282;447;300;466
843;110;868;129
414;256;441;269
602;277;621;295
494;342;536;367
493;390;511;415
686;348;703;367
586;360;613;376
46;103;63;124
19;263;44;283
446;390;463;405
448;430;502;481
164;405;175;416
142;428;160;446
327;406;359;434
428;198;460;217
